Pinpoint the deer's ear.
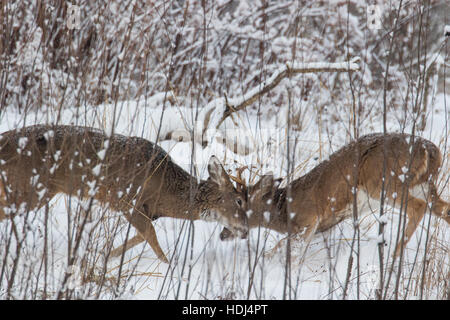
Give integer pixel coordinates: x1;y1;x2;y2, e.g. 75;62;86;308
251;174;274;199
208;156;233;190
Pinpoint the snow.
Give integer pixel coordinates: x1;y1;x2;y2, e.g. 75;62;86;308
97;149;107;160
18;137;28;150
0;24;448;299
288;56;361;72
44;130;54;140
0;90;447;300
92;164;102;177
264;211;271;223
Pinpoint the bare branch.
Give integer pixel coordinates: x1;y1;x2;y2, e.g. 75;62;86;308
215;57;361;129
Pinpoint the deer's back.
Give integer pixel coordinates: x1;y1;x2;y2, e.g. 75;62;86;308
285;133;442;229
0;125;193;211
297;133;441;193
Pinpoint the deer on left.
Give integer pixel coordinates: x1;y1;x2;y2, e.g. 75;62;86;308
0;124;248;263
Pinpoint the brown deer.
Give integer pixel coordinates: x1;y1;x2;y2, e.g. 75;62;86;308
0;124;248;264
220;133;450;258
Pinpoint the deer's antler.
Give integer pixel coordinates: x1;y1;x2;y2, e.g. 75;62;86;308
229;165;248;194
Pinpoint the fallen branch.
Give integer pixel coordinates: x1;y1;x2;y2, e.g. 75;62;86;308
214;57;361;129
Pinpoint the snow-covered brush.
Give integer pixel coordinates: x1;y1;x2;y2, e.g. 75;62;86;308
163;57;361;156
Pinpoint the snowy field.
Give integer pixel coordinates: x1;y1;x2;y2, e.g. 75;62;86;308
0;91;448;300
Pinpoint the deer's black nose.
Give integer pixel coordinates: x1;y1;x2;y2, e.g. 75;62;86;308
219;228;232;241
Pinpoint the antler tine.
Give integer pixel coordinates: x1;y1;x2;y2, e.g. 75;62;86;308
236;165;248;193
229;165;248;193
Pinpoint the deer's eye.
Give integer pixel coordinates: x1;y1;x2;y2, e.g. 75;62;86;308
236;199;242;206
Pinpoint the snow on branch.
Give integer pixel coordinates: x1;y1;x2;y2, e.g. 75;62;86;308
215;57;361;129
445;25;450;37
166;57;360;155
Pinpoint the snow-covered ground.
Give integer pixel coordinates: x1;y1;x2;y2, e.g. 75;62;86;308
0;92;448;299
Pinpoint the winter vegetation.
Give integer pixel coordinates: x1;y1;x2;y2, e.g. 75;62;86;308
0;0;449;300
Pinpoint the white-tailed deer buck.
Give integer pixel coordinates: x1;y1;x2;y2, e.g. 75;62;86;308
220;133;450;258
0;125;248;264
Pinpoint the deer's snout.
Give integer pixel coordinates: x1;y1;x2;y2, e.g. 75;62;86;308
219;225;248;241
230;222;248;239
219;227;233;241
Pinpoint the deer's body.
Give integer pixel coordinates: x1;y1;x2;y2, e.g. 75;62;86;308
0;125;247;263
221;133;449;257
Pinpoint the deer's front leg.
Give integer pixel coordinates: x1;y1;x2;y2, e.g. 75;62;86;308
265;216;319;259
122;207;169;264
110;213;161;257
110;234;144;258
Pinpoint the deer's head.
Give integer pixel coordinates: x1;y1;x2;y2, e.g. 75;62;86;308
200;156;248;238
219;173;279;241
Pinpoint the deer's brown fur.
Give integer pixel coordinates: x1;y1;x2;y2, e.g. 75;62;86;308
220;133;449;258
0;125;248;263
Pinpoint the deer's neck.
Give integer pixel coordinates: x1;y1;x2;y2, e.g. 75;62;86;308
159;178;215;221
191;180;220;221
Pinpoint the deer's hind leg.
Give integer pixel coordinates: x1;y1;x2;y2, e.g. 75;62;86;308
390;180;449;257
381;182;428;258
363;177;429;258
389;193;429;258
